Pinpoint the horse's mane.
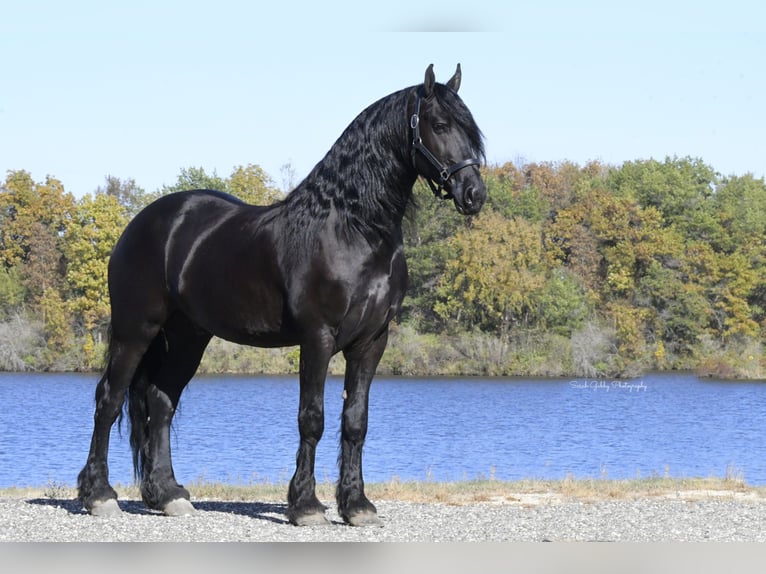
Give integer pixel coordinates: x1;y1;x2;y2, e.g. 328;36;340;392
279;88;410;242
277;82;484;246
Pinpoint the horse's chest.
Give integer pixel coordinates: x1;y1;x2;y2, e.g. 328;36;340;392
355;272;399;315
339;251;406;332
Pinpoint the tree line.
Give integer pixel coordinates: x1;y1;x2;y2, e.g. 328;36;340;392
1;156;764;378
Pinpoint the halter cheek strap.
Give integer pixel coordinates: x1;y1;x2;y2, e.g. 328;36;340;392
410;93;481;200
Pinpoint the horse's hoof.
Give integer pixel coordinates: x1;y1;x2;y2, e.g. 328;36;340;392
89;498;122;517
291;511;331;526
163;498;196;517
345;510;383;527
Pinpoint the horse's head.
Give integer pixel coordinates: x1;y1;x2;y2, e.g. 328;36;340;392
410;64;487;215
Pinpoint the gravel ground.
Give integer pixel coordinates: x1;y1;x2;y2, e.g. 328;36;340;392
2;491;766;542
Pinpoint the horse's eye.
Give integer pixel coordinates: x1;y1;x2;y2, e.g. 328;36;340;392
433;122;449;134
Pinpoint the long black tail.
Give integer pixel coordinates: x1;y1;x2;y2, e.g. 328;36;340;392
126;329;167;481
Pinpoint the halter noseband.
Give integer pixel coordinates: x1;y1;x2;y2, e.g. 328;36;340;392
410;92;481;200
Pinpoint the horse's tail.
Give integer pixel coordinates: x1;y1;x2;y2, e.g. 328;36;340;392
126;329;167;482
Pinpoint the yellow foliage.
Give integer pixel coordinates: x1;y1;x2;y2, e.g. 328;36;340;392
64;193;129;333
437;210;545;333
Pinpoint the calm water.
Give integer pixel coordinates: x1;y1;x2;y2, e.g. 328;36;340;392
1;372;765;487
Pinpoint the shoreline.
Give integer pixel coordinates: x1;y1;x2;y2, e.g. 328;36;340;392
2;477;766;542
3;475;764;501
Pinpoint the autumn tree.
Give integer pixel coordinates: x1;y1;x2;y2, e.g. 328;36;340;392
0;170;74;272
160;164;282;205
683;241;761;341
0;171;76;351
483;162;550;222
401;180;466;330
545;183;688;363
99;175;154;218
2;158;764;377
64;192;129;366
435;210;546;338
229;164;283;204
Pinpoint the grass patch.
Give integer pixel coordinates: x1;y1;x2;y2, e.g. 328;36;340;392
4;475;763;506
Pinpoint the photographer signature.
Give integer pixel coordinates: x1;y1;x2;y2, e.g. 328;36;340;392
569;380;647;392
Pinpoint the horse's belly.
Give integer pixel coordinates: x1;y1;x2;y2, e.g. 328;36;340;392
179;284;296;348
217;328;298;348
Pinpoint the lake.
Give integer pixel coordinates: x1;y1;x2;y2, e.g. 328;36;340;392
1;372;765;488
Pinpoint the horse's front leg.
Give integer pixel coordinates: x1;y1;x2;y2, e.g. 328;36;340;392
287;336;333;526
336;331;388;526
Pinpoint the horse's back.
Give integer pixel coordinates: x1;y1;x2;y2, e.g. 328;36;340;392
108;189;292;343
111;190;239;270
107;190;252;324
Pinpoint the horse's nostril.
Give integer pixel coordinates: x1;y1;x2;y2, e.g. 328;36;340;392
465;186;475;207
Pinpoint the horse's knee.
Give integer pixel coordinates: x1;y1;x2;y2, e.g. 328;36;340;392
342;424;367;447
341;401;369;444
93;381;127;424
298;404;324;443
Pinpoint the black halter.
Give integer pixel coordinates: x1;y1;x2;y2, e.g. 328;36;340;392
410;92;482;200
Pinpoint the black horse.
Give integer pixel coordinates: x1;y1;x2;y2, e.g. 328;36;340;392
77;64;486;526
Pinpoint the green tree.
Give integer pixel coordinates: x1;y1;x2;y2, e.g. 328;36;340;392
401;180;466;330
546;186;681;300
634;261;710;357
712;174;766;337
435;210;545;337
161;166;229;195
99;175;155;218
19;222;65;304
39;286;72;354
680;240;760;341
228;164;283;205
160;164;283;205
0;170;75;270
0;171;75;348
0;266;25;318
607;156;719;241
533;267;591;336
64;193;129;340
715;174;766;244
483;163;550;222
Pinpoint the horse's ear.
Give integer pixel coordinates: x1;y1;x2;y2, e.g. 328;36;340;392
424;64;435;97
446;63;462;93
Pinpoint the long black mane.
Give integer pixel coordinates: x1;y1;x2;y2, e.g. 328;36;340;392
281;83;484;243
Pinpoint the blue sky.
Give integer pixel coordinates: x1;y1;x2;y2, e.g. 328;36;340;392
1;0;764;198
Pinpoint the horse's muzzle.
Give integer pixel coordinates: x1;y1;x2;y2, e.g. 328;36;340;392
451;174;486;215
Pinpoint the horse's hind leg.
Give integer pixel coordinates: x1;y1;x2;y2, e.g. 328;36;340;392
130;312;210;516
77;329;159;516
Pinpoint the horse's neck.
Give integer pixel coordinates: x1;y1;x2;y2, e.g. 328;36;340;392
277;88;417;244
